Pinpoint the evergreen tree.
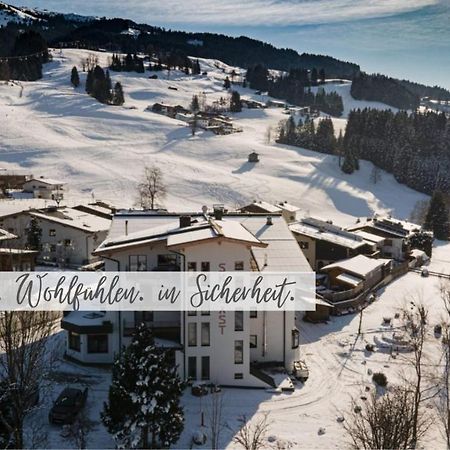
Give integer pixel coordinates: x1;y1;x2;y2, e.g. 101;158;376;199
409;230;434;257
229;91;242;112
102;325;184;449
341;147;356;174
112;82;125;106
314;118;336;152
190;94;200;112
26;217;42;251
223;76;231;89
70;66;80;87
85;69;94;94
424;191;450;240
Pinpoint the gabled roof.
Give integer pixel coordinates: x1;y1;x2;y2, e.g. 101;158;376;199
30;208;111;233
321;255;391;278
0;228;17;241
240;201;282;214
24;178;65;186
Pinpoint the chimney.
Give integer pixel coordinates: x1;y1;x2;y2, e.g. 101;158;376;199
266;216;273;226
179;215;191;228
125;220;128;236
213;205;224;220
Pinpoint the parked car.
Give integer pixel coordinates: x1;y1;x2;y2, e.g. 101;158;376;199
49;387;88;424
421;267;429;277
191;384;208;397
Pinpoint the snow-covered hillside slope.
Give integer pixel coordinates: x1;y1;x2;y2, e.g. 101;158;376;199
0;49;426;226
0;1;39;26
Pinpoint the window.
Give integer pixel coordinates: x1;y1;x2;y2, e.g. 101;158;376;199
49;229;56;237
68;332;80;351
385;239;393;246
201;322;210;346
130;255;147;271
50;244;57;252
234;373;243;380
234;340;244;364
64;239;72;247
87;334;108;353
250;310;257;318
250;335;257;348
187;262;197;271
188;356;197;380
292;329;300;349
201;261;210;272
142;311;154;322
300;241;309;250
157;254;178;267
201;310;210;316
201;356;210;380
188;323;197;346
235;311;244;331
188;311;197;316
234;261;244;271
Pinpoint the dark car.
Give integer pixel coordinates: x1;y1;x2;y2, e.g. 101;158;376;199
49;387;88;425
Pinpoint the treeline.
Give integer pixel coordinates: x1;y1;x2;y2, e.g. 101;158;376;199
351;73;420;110
278;116;342;153
85;66;124;105
109;53;145;73
0;30;49;81
42;17;359;78
342;108;450;195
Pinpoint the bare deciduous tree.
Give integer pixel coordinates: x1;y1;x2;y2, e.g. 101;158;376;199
137;165;167;210
232;413;270;450
67;414;95;449
344;387;430;450
207;392;225;450
0;311;59;448
439;285;450;448
401;302;429;447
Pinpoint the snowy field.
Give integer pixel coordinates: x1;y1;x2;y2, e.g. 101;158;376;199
0;48;426;227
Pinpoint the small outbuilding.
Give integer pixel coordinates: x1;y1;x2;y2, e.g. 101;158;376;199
248;151;259;163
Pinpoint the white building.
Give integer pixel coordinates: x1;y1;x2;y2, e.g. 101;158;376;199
22;177;65;202
30;207;111;267
62;209;312;388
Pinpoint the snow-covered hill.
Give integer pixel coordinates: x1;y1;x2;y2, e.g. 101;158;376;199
0;49;426;226
0;1;39;26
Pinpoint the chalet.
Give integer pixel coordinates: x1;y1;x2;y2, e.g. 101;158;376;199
22;177;65;202
320;255;391;294
348;216;422;260
239;201;282;215
0;227;37;271
289;217;378;271
61;209;313;388
29;207;111;267
241;99;266;109
0;171;32;190
150;103;189;118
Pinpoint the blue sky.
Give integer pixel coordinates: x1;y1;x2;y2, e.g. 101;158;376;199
8;0;450;88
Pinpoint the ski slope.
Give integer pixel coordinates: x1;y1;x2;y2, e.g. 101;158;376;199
0;48;426;226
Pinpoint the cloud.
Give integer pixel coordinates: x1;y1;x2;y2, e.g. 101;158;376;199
8;0;440;26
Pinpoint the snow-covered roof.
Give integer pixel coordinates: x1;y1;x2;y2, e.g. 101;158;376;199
0;199;52;219
97;215;266;253
349;216;421;238
241;201;282;214
277;202;300;213
24;177;65;186
0;228;17;241
289;217;367;250
321;255;390;278
30;208;111;233
352;230;385;244
335;273;362;287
